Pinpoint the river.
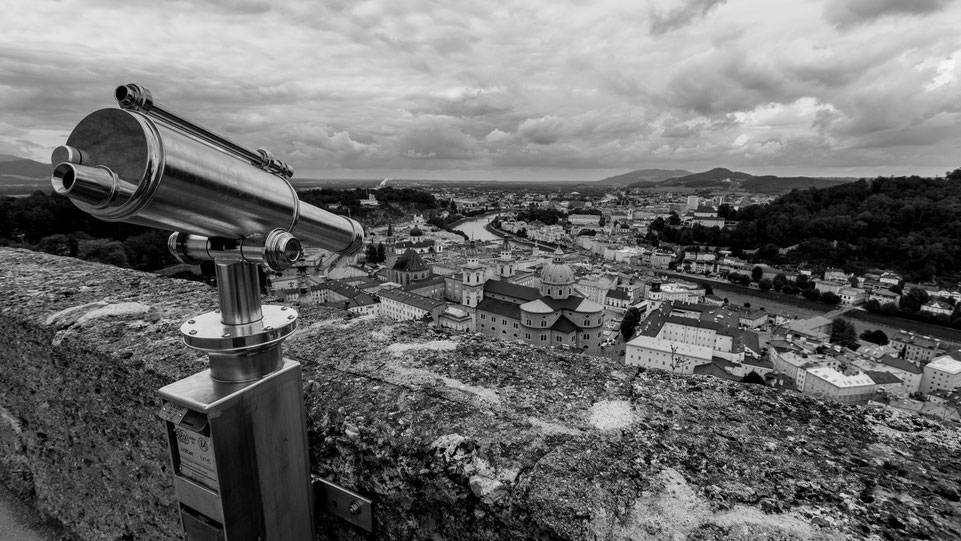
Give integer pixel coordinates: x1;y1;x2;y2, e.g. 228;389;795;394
454;214;500;242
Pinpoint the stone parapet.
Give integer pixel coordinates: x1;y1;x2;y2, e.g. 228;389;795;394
0;247;959;540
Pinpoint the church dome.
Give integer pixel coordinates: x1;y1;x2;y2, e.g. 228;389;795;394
540;261;575;286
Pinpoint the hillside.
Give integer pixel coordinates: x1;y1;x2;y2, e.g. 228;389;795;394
0;156;53;195
626;167;857;193
740;174;858;193
727;174;961;282
597;168;691;185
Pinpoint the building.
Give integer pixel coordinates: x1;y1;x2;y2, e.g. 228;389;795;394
796;366;876;405
920;300;954;317
575;274;619;305
472;250;606;354
569;214;601;226
388;249;432;286
879;272;902;286
921;355;961;394
785;316;833;342
626;302;756;375
889;331;942;362
378;288;446;322
839;287;866;306
738;310;768;329
869;289;900;305
646;281;705;304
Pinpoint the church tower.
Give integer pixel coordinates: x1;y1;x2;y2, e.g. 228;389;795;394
385;223;395;246
461;240;485;308
496;236;516;278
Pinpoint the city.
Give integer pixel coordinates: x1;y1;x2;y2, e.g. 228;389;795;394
269;177;961;422
1;0;960;538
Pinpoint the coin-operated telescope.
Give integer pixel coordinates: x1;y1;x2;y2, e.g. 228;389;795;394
52;84;369;540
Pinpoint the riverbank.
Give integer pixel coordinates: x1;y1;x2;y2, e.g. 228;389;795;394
663;271;961;346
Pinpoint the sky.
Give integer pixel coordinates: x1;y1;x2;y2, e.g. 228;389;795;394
1;0;960;181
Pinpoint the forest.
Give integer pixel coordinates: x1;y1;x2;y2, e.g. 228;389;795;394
651;169;961;283
0;186;443;272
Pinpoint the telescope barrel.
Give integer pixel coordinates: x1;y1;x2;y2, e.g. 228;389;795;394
114;84;294;180
50;87;364;257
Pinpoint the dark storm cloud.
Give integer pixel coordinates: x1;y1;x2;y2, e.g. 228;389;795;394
650;0;727;35
824;0;954;29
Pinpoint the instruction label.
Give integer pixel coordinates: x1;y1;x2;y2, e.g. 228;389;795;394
175;427;219;491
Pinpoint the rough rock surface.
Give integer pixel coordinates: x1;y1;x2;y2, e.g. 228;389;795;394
0;248;959;540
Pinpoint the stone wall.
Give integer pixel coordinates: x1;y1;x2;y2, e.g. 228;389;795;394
0;247;959;540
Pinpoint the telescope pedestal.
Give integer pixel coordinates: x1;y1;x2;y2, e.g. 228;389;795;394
158;261;315;540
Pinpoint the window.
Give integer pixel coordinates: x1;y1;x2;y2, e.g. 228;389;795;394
583;333;590;340
541;321;547;327
513;323;519;329
526;319;532;325
480;314;486;320
502;319;507;325
525;333;531;339
540;334;547;341
556;336;562;342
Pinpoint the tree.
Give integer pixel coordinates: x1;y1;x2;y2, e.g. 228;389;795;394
751;266;763;282
620;307;643;340
830;319;858;349
668;212;681;226
820;291;842;305
376;243;386;263
78;239;129;268
701;283;713;296
743;371;766;386
899;287;929;312
802;288;821;301
860;329;889;345
758;278;773;291
365;243;378;263
37;234;77;257
848;275;861;287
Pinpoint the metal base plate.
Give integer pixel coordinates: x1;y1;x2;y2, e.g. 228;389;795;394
312;476;373;532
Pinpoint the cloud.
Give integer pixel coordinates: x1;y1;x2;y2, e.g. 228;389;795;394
824;0;954;29
650;0;727;35
0;0;959;179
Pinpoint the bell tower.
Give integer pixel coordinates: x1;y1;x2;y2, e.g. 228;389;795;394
461;240;485;308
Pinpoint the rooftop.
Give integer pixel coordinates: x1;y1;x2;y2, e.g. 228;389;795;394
927;355;961;375
805;366;875;388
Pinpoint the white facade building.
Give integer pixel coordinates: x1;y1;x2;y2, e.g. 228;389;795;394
921;355;961;394
797;366;876;405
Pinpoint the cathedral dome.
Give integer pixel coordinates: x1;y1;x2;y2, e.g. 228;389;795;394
540;261;575;286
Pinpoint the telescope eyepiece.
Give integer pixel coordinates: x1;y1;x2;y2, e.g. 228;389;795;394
52;162;124;208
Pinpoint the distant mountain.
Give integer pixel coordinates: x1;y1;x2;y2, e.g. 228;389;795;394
0;156;54;195
629;167;857;193
597;169;692;185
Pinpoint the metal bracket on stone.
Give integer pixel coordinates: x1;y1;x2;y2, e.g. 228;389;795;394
312;475;373;532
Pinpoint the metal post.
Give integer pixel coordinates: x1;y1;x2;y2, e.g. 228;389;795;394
157;260;315;540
